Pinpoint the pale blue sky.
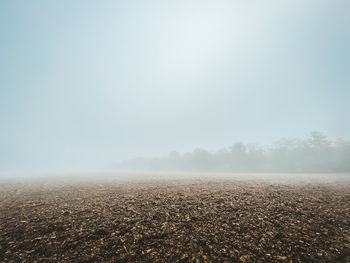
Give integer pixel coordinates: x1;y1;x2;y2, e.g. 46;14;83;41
1;0;350;173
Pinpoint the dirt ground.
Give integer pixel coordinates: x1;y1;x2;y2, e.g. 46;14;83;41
0;176;349;262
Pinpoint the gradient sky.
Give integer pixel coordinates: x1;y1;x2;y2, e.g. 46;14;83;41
1;0;350;173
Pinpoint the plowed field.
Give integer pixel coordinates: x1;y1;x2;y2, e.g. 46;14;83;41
1;176;349;262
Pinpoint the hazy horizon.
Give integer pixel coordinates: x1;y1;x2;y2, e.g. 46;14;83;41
1;0;350;174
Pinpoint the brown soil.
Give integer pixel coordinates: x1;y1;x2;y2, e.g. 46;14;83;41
0;179;349;262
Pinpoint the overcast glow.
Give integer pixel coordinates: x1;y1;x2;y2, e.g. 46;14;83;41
0;0;349;173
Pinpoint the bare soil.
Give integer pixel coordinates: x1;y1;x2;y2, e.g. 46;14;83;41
0;178;349;262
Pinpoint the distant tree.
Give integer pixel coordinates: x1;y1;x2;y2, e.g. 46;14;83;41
190;148;212;171
213;148;231;171
229;143;246;171
118;132;350;173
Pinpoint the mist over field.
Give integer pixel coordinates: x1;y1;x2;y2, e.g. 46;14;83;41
1;0;350;175
119;132;350;173
1;1;350;262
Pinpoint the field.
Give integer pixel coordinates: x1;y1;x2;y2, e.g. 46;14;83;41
1;174;350;262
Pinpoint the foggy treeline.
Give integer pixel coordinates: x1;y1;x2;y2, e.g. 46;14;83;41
119;132;350;173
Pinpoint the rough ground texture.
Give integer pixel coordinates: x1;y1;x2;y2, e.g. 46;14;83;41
0;178;350;262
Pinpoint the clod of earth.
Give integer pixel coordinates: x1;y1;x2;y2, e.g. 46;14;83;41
0;180;349;262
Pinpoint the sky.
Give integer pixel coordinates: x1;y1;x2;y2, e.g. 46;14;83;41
1;0;350;173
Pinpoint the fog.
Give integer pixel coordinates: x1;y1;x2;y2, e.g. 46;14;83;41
1;0;350;175
119;132;350;173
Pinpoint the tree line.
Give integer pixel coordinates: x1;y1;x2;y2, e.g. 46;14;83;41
119;132;350;173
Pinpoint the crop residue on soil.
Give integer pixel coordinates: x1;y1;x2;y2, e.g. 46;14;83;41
0;179;350;262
